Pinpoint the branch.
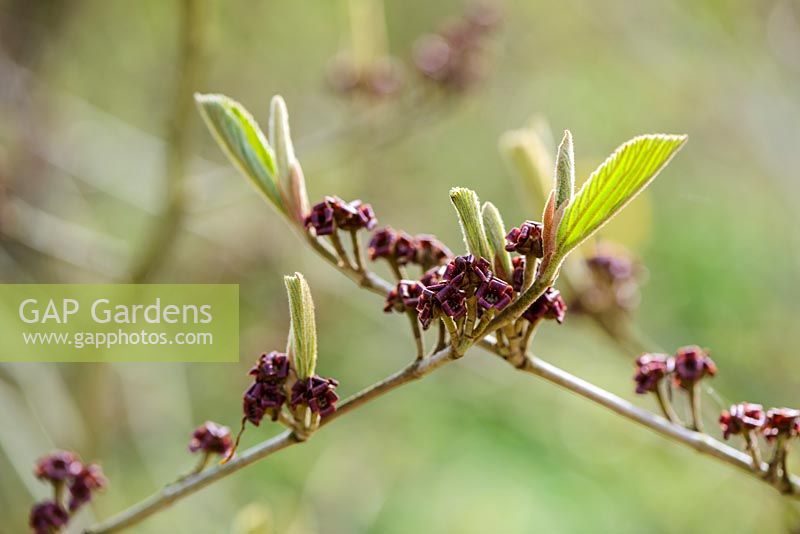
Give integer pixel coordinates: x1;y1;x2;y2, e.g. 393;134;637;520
129;0;205;282
478;337;800;497
84;346;459;533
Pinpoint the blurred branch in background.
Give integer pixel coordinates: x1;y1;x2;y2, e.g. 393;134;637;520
129;0;206;282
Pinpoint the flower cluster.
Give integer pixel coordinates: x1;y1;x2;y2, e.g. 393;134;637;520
634;346;716;396
522;288;567;324
719;403;766;440
762;408;800;442
505;220;544;257
413;2;501;92
574;244;644;315
291;376;340;417
305;196;377;236
326;54;405;98
243;351;290;426
416;254;513;329
30;451;106;533
368;227;452;268
189;421;234;457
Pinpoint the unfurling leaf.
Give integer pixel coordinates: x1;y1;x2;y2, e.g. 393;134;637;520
481;202;513;279
554;130;575;209
195;93;284;213
449;188;493;260
288;161;310;225
556;134;687;256
498;118;553;211
284;273;317;380
268;95;297;189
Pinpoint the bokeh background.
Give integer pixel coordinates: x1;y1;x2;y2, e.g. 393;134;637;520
2;0;800;532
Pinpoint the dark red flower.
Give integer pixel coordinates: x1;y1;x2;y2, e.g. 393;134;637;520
719;403;766;440
522;288;567;323
305;197;377;235
394;232;417;265
673;346;716;389
243;381;286;426
763;408;800;442
249;352;290;385
633;353;673;394
334;199;377;232
368;227;397;261
188;421;234;457
414;234;452;268
505;221;544;257
443;254;492;289
384;281;424;313
291;376;340;417
586;254;636;284
412;3;499;92
29;501;69;534
67;463;106;512
416;289;438;329
511;256;525;292
430;282;468;316
304;199;336;236
417;282;467;329
476;276;513;312
420;265;446;287
384;288;403;313
34;451;82;483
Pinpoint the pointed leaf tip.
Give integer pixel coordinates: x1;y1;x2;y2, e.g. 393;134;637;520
449;187;493;260
556;133;687;256
284;273;317;380
554;129;575;209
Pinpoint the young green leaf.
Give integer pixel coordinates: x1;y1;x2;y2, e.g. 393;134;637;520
554;130;575;209
481;202;513;279
195;93;284;213
284;272;317;380
556;134;687;255
449;187;493;260
498;127;553;211
268;95;296;189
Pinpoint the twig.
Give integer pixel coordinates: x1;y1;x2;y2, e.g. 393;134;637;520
84;346;458;533
129;0;205;282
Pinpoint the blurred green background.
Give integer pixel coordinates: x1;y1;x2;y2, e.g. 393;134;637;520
2;0;800;532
